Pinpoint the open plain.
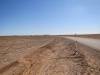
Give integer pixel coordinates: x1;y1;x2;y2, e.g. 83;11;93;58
72;34;100;39
0;35;100;75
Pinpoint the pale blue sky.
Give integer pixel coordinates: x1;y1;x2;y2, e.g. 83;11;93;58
0;0;100;35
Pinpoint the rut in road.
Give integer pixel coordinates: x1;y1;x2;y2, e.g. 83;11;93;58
18;37;90;75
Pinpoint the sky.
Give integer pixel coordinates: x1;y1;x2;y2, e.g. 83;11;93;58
0;0;100;35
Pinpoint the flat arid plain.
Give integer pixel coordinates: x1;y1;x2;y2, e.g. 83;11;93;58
0;34;100;75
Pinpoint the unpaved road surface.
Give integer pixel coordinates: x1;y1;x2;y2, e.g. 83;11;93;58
64;37;100;50
0;36;100;75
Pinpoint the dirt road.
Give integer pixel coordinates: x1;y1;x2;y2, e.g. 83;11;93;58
64;36;100;50
0;36;100;75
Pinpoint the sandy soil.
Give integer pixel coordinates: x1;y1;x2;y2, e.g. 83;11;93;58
0;36;100;75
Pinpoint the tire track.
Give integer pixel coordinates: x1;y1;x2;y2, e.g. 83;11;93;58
18;37;89;75
1;37;97;75
0;61;19;74
0;37;55;75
